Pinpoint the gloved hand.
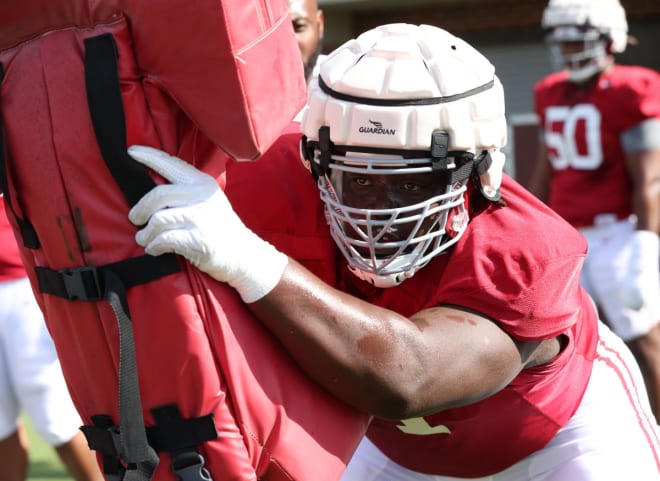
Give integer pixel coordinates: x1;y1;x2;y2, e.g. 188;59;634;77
127;145;288;303
619;229;660;311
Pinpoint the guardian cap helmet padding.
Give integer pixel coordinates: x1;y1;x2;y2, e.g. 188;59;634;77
300;23;507;287
542;0;628;82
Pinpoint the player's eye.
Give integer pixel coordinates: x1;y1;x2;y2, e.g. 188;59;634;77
292;20;308;34
354;177;372;187
401;182;421;192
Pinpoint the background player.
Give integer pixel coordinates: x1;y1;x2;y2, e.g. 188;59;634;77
529;0;660;422
288;0;324;85
0;201;103;481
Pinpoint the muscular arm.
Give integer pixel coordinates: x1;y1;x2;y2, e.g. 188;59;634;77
527;142;551;203
248;258;558;420
625;148;660;233
623;119;660;234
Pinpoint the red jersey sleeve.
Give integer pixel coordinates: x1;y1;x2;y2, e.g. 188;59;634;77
0;201;27;280
618;66;660;126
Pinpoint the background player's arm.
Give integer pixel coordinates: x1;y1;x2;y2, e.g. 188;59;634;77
618;119;660;311
528;141;552;202
626;149;660;233
622;119;660;234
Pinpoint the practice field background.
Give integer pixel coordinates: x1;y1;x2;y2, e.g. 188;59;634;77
23;413;72;481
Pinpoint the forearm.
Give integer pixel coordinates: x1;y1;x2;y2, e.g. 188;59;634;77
528;146;551;202
623;129;660;233
633;181;660;233
619;148;660;310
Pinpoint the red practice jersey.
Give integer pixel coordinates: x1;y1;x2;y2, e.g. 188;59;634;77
534;65;660;228
0;201;26;281
226;131;598;478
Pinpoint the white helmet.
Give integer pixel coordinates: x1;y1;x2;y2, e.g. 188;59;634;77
300;23;507;288
542;0;628;82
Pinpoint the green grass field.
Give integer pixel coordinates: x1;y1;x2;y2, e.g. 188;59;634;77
22;413;72;481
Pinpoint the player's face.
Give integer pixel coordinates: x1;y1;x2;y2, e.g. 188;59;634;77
339;170;448;257
288;0;324;83
557;41;589;69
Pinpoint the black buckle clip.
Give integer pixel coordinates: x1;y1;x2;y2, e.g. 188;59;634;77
171;452;213;481
80;416;125;481
61;266;103;301
431;130;455;171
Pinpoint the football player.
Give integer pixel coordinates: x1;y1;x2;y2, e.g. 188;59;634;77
127;24;660;480
288;0;324;85
529;0;660;423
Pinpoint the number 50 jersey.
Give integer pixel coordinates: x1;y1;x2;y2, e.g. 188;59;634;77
534;65;660;228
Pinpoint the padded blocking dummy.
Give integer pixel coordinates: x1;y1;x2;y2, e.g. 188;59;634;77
0;2;369;480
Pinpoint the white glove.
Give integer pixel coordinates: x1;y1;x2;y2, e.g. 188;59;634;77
619;230;660;311
127;145;288;303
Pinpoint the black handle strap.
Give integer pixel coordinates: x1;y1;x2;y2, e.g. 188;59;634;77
84;33;158;208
